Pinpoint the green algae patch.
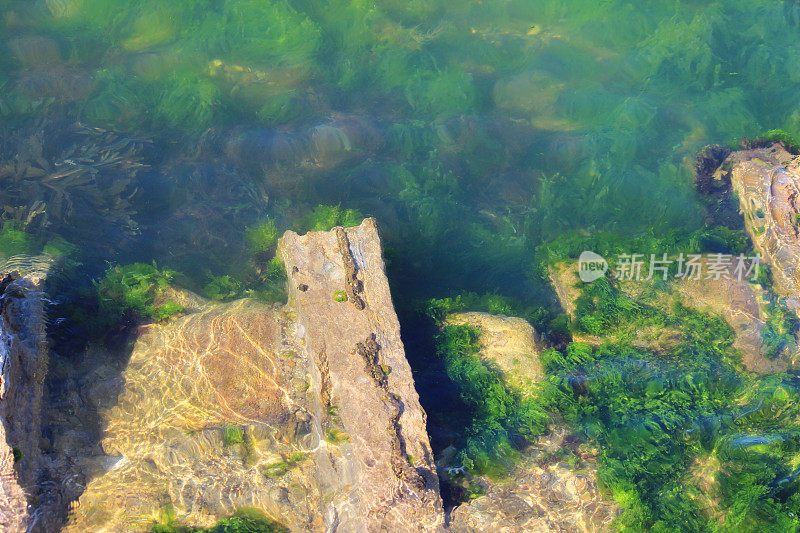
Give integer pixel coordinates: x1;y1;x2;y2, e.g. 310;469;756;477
325;428;350;444
153;506;288;532
221;425;244;446
246;218;280;256
95;262;185;325
297;205;364;233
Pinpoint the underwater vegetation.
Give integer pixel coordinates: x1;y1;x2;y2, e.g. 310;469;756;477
0;120;145;252
295;204;364;233
153;506;288;533
94;262;184;326
5;0;800;529
435;324;549;476
435;290;800;530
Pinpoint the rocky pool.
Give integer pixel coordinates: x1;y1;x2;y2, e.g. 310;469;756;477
2;1;800;531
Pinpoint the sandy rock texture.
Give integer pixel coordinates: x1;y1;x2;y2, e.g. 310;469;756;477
279;217;443;532
726;143;800;312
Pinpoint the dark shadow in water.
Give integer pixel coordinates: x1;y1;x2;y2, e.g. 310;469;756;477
31;284;139;532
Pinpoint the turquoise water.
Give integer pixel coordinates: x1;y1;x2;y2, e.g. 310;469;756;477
4;1;800;530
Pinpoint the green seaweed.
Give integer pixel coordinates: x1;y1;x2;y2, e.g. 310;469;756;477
0;221;40;258
153;506;288;533
245;219;280;256
221;425;244;446
94;263;185;325
435;324;549;476
324;427;350;444
251;256;287;303
202;275;246;301
297;205;364;233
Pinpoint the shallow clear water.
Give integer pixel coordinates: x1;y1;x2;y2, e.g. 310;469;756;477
5;1;800;294
4;0;800;530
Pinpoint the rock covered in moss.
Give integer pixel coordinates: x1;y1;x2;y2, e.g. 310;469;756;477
444;312;545;395
436;311;617;532
549;259;797;373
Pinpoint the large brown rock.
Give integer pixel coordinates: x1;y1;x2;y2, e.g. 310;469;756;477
61;218;442;531
726;143;800;313
279;218;443;532
65;298;323;531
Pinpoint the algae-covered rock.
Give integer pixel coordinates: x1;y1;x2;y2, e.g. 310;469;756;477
440;312;618;532
449;427;619;533
444;312;545;395
549;259;796;373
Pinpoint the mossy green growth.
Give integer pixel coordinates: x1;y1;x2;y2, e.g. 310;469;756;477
122;6;180;51
298;205;364;232
246;218;280;255
325;427;350;444
261;452;305;479
156;72;220;130
12;447;22;463
42;236;80;258
153;506;288;532
332;290;347;302
261;461;289;478
202;275;246;301
0;221;39;258
251;256;287;303
436;324;550;476
222;425;244;446
404;67;477;118
423;292;551;332
94;262;184;324
760;297;799;359
759;129;800;153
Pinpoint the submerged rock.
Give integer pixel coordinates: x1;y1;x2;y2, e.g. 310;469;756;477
549;259;797;373
725;143;800;313
440;312;618;532
445;312;545;394
57;219;442;531
449;427;619;533
0;257;52;532
280;218;443;531
65;297;321;531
